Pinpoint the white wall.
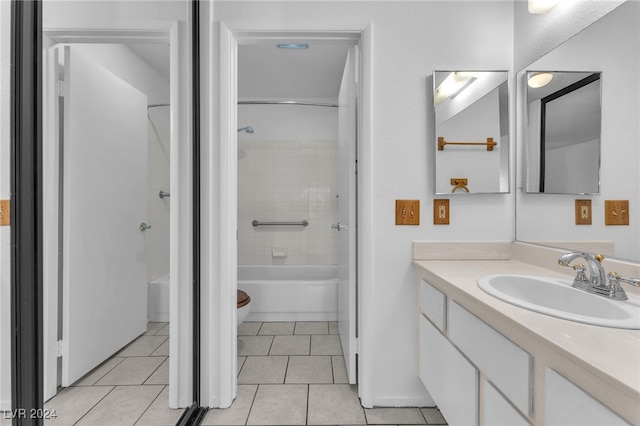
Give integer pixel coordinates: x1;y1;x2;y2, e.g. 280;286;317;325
237;104;339;265
207;0;514;407
515;0;640;261
0;0;12;412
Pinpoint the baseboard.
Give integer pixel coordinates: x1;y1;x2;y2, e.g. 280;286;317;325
371;395;436;408
246;312;338;322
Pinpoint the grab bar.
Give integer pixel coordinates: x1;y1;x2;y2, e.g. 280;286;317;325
252;220;309;227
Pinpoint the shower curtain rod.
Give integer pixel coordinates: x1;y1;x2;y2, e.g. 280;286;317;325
238;100;338;108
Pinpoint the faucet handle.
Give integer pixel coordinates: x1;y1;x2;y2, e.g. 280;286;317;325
608;271;640;287
573;263;588;282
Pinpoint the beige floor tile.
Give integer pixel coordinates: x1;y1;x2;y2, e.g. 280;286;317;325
246;384;307;425
285;356;333;384
72;357;125;386
238;356;288;384
144;358;169;385
238;322;262;336
95;356;166;386
144;322;168;336
43;386;114;425
151;339;169;356
76;385;163;426
269;335;310;355
258;322;295;335
155;324;170;336
331;355;348;384
135;386;184;426
365;407;426;424
117;335;168;357
310;334;343;355
328;321;339;334
294;321;329;335
202;384;258;425
421;407;447;424
307;384;366;425
237;335;274;356
237;356;247;376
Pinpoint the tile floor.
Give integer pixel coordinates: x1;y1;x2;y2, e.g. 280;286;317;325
1;321;448;426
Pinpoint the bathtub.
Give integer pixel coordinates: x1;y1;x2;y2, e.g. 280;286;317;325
149;274;170;322
238;265;338;322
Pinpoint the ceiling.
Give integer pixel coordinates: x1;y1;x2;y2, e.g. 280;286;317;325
126;41;350;101
238;43;349;100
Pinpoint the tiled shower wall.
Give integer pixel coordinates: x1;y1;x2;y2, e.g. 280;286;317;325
237;104;339;265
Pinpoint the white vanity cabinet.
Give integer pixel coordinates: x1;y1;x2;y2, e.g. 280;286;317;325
418;279;531;425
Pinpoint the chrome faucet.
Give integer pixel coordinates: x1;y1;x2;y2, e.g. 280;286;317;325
558;251;640;300
558;252;607;290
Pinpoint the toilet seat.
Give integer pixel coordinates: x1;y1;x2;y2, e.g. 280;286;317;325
237;290;251;308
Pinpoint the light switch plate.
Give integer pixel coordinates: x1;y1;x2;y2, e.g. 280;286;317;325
605;200;629;225
395;200;420;225
0;200;9;226
575;199;592;225
433;199;450;225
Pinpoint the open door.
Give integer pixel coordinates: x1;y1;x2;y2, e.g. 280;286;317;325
337;46;358;384
59;46;149;386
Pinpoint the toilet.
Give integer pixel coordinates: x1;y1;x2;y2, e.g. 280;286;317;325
237;290;251;324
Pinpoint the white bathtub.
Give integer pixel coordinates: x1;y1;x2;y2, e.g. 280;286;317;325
238;265;338;322
149;274;170;322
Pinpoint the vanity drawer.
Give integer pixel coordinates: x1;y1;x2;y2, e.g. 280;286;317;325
448;301;531;415
419;279;446;331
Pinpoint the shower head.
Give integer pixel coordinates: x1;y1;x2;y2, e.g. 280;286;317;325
238;126;254;134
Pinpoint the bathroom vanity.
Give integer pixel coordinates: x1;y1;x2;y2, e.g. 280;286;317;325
413;242;640;425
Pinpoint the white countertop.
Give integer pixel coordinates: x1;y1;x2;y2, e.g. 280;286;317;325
414;258;640;423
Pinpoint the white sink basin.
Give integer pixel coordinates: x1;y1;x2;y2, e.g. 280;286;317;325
477;274;640;329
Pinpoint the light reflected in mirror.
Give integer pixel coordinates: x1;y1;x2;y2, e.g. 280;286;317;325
524;71;601;194
433;70;509;195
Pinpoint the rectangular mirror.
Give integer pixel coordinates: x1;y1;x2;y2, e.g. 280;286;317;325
433;70;510;194
523;70;601;194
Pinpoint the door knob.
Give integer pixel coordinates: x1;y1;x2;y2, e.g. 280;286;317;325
331;222;348;231
140;222;152;231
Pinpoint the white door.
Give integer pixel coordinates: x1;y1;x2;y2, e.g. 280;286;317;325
61;46;148;386
337;46;358;384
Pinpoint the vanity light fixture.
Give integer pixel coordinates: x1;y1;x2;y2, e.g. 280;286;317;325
434;72;477;105
528;0;561;14
528;72;554;88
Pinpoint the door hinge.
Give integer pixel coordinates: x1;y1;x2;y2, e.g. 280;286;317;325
57;340;64;357
57;80;64;97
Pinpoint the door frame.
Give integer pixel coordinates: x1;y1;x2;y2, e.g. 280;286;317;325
41;23;193;408
212;22;374;408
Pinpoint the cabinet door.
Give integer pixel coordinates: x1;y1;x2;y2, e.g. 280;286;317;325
545;368;630;425
419;315;478;426
483;379;530;426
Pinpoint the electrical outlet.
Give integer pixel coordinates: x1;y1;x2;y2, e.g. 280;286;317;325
575;199;592;225
0;200;9;226
433;199;450;225
605;200;630;225
395;200;420;225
